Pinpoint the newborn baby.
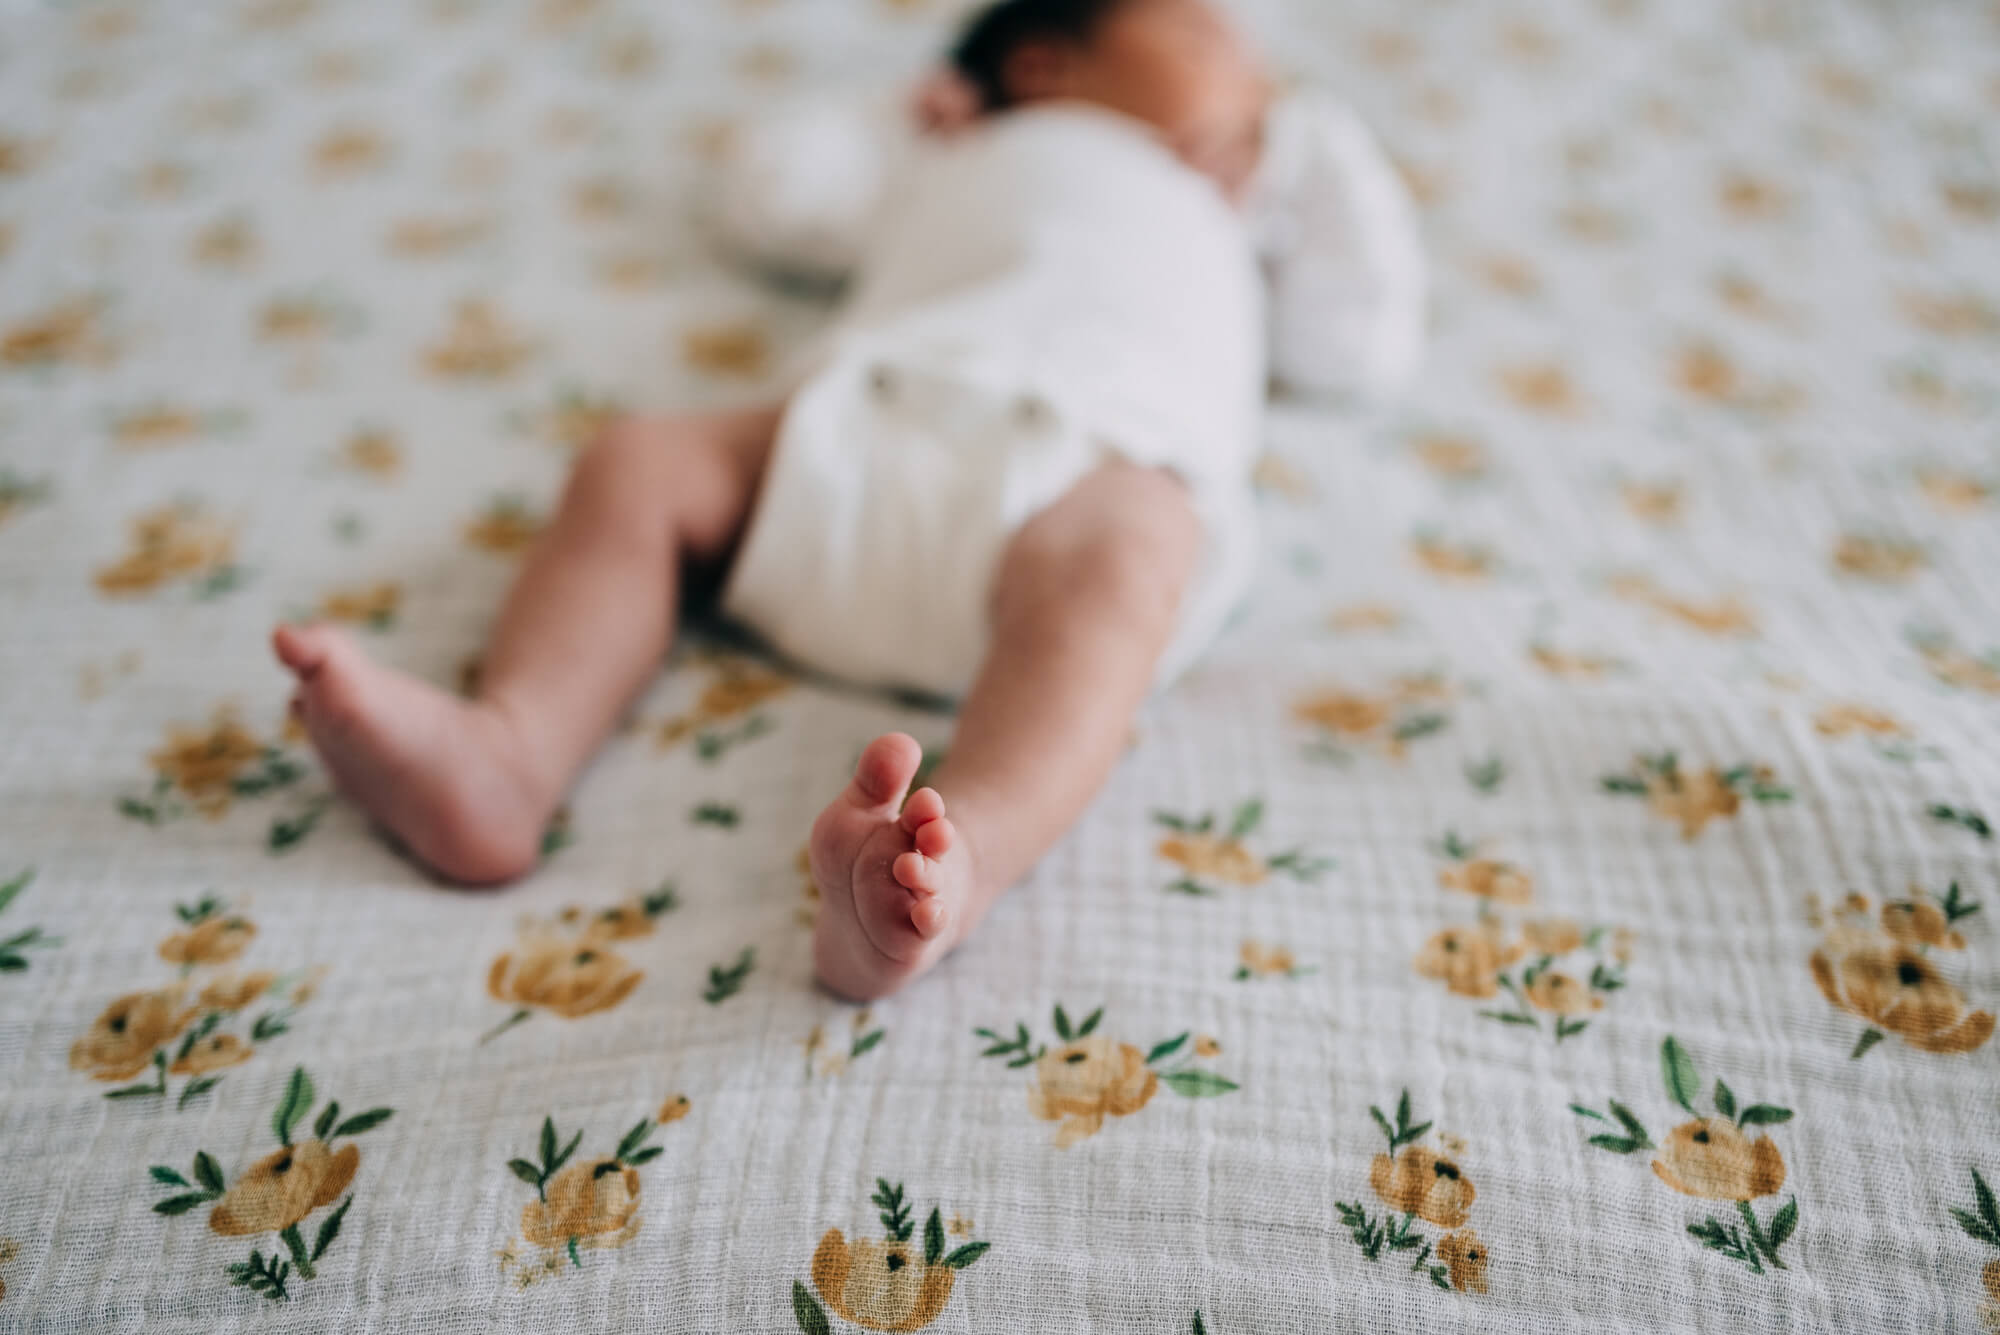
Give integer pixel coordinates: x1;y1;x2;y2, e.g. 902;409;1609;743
272;0;1425;1000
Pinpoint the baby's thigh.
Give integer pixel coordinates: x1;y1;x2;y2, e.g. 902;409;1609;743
995;459;1203;627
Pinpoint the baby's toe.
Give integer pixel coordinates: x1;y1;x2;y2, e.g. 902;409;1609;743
893;849;938;895
899;786;945;832
913;815;954;859
911;896;950;940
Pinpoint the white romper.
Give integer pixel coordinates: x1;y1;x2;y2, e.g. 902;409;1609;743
707;93;1425;697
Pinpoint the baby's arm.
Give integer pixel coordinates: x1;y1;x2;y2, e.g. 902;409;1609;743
700;92;915;284
1250;92;1428;403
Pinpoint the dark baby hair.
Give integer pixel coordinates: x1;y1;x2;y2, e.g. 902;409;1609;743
949;0;1128;111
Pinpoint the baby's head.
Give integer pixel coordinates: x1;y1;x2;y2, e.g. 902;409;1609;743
948;0;1266;166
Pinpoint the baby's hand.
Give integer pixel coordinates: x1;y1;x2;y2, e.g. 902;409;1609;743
910;68;982;136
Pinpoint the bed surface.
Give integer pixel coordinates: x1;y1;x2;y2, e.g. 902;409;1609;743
2;0;1997;1331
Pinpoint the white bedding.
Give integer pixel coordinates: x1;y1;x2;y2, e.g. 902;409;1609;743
0;0;1996;1331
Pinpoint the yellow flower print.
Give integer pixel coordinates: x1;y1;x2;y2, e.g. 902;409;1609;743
1811;924;1993;1056
1159;833;1262;886
1915;467;1991;513
1328;602;1400;632
1574;1038;1799;1274
1672;341;1799;416
1718;170;1790;221
1898;290;1999;338
317;582;401;630
210;1140;358;1235
1295;679;1451;760
1437;1230;1489;1293
1296;688;1389;736
1813;703;1904;738
1880;895;1967;951
141;708;286;817
1523;969;1600;1015
3;297;111;368
580;884;679;943
1235;940;1309;980
1528;644;1621;679
1413;922;1522;999
170;1032;253;1077
681;322;769;378
94;501;239;597
1496;362;1585;417
1411;534;1496;580
571;176;631;221
110;404;204;448
70;985;199;1080
1602;752;1791;839
462;495;545;554
338;428;401;478
198;971;277;1011
1518;918;1582;955
1437;849;1533;905
1939;179;1999;223
654;655;790;754
160;911;256;967
483;890;674;1041
385;215;489;257
1652;1118;1786;1201
140;1068;395;1305
1475;252;1539;297
1340;1092;1488;1293
1154;801;1328;896
424;300;535;379
521;1159;640;1250
508;385;624;450
486;938;642;1021
191;216;258;268
1833;534;1926;582
1912;633;2000;695
0;133;43;176
1251;451;1313;498
1620;480;1684;524
1608;573;1756;636
310;124;390;177
1028;1036;1158;1148
1193;1035;1221;1058
1371;1144;1475;1227
981;1006;1235;1147
1557;201;1627;243
801;1180;991;1333
1408;431;1487;480
499;1102;686;1282
811;1233;955;1332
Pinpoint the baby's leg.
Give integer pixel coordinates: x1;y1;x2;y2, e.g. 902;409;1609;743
274;404;782;883
810;459;1201;999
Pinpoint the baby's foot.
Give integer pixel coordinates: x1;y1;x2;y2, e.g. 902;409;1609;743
810;733;976;1000
272;624;552;884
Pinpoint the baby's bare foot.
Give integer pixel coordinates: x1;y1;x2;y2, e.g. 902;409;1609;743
810;733;976;1000
272;623;552;884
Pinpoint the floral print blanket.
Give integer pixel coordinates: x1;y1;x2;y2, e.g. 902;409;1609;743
1;0;1997;1331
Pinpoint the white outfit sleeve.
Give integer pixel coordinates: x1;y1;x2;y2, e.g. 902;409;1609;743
699;92;913;284
1249;91;1428;403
